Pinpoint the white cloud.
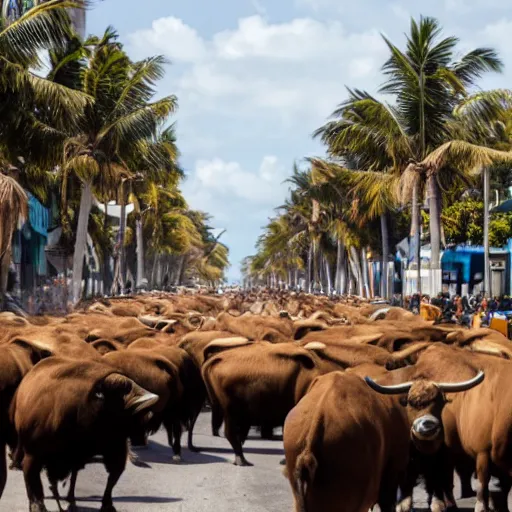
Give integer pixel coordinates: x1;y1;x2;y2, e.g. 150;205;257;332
127;17;206;63
187;156;288;205
481;19;512;55
445;0;509;11
391;3;410;20
128;15;387;125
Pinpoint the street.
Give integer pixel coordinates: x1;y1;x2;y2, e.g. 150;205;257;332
3;411;483;511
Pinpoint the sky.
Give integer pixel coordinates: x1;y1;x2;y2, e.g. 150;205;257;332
87;0;512;282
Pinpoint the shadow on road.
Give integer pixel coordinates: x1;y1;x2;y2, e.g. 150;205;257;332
75;495;182;504
246;434;284;442
415;509;473;512
200;446;285;456
133;440;229;465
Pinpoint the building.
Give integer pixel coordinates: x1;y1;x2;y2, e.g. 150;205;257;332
1;0;85;37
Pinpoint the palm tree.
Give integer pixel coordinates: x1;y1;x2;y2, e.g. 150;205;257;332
0;1;89;297
52;28;177;303
128;124;181;290
316;18;509;296
379;16;505;295
0;172;27;297
310;157;397;298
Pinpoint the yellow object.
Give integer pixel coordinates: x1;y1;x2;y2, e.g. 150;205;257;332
489;315;509;337
420;303;441;321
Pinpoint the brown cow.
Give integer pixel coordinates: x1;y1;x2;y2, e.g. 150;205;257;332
128;339;206;452
0;339;55;498
103;349;184;460
398;345;512;512
283;370;410;512
283;364;483;512
13;357;158;512
178;330;241;367
215;311;293;343
202;341;341;465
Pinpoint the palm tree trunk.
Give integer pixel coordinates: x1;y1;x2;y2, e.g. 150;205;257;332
380;213;390;299
335;239;342;294
307;243;313;293
428;173;442;296
151;253;158;288
483;167;491;297
324;255;332;295
348;246;364;297
361;248;370;298
335;239;347;295
118;190;126;294
312;239;320;292
339;258;347;296
102;202;111;294
135;217;145;289
411;182;422;296
156;254;163;289
72;181;93;304
179;254;188;285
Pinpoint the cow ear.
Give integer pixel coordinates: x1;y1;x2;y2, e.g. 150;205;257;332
100;373;133;396
262;332;277;343
10;338;54;362
291;353;316;370
91;340;120;355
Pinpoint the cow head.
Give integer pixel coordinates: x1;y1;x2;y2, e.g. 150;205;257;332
91;373;159;432
365;371;484;453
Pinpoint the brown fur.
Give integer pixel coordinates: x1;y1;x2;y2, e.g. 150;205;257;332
284;371;410;512
201;342;341;465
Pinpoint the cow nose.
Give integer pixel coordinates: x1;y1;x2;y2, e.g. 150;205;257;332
412;415;440;438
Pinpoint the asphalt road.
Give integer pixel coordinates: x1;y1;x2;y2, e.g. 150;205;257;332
2;411;484;512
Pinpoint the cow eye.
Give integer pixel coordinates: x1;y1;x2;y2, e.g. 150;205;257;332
95;391;105;400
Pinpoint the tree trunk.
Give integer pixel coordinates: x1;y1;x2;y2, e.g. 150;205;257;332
348;246;364;297
72;181;93;304
102;202;111;295
307;243;313;293
483;167;491;297
174;255;184;286
312;239;321;293
411;182;422;296
118;190;126;294
324;255;332;295
335;239;347;295
156;254;163;289
135;217;145;289
361;248;370;298
428;173;442;296
151;253;158;288
380;213;390;299
178;254;188;286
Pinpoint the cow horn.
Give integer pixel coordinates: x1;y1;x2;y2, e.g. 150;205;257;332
435;371;484;393
364;376;413;395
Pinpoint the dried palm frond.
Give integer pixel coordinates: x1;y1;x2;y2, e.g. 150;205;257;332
0;172;28;261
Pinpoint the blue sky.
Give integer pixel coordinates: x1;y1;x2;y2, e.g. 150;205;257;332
87;0;512;282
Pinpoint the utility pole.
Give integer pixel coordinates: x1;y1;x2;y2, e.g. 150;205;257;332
483;167;491;298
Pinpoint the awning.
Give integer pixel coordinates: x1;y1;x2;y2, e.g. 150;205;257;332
491;199;512;214
27;192;49;237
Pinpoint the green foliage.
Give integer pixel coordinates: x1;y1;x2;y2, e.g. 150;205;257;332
442;199;512;247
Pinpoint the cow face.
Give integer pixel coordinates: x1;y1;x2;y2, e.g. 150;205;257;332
365;371;484;454
91;373;159;432
404;380;446;453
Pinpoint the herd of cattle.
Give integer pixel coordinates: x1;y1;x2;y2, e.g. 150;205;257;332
0;290;511;511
